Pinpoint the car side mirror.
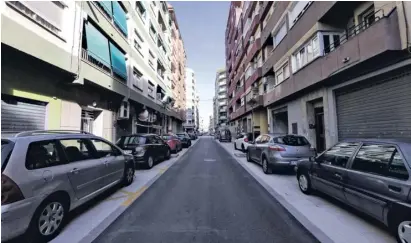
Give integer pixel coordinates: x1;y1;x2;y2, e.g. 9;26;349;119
309;156;316;162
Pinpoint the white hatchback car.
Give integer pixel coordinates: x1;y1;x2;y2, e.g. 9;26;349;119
234;133;253;152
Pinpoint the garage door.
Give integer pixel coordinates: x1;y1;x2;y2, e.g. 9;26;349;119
336;71;411;140
1;97;47;133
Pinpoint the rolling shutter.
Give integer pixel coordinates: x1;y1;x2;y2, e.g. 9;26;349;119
336;71;411;140
1;98;46;133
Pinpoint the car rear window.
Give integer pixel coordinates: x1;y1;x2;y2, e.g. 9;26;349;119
123;136;146;145
1;139;14;171
275;136;310;146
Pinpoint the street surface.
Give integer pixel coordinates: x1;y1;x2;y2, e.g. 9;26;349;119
93;137;318;243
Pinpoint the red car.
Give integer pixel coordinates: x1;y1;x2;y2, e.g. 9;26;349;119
162;133;182;153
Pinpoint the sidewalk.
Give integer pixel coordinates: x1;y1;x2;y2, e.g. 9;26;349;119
50;139;200;243
217;141;395;243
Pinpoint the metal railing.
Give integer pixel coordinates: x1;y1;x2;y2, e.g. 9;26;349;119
323;9;384;55
81;49;127;83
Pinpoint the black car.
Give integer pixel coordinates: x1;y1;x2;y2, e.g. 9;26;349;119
219;129;231;142
176;133;192;148
116;134;171;169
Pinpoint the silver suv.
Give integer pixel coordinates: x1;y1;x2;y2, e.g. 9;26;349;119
1;130;135;242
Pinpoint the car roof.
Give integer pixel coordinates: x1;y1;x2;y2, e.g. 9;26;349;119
122;133;157;137
2;133;102;141
341;138;411;144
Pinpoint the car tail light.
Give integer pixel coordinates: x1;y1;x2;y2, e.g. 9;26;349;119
1;174;24;205
269;145;286;151
244;138;248;142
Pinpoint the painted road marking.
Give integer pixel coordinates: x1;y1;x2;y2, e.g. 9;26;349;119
121;186;147;207
204;159;216;162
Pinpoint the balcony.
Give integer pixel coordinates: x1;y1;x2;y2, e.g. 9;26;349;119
245;38;261;64
244;14;260;44
245;67;262;89
245;95;263;112
264;8;402;107
230;106;245;120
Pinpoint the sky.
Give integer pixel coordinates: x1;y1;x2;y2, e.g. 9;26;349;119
171;1;230;129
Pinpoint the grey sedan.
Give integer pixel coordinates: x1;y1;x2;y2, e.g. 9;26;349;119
246;134;315;174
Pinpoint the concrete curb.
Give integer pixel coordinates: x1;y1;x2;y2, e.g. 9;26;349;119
77;140;200;243
216;141;334;243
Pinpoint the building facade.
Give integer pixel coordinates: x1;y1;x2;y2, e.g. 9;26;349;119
183;68;198;132
226;1;411;151
1;1;187;142
214;68;228;129
168;4;187;122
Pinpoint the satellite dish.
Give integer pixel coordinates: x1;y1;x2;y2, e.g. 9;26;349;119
138;109;149;121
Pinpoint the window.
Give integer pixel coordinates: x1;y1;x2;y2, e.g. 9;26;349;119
289;1;311;27
275;62;289;85
241;97;245;106
122;136;146;146
273;22;287;48
59;139;94;163
148;50;156;70
292;123;298;135
149;23;157;42
292;35;320;72
319;142;360;167
26;141;62;170
351;144;409;180
148;81;155;98
134;29;144;56
322;33;342;54
136;1;146;20
133;68;143;90
90;139;121;158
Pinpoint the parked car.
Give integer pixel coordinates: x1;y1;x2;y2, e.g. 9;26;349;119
1;130;135;242
214;131;220;140
295;138;411;242
234;132;253;152
219;129;232;142
161;133;182;153
176;133;192;148
247;134;315;174
188;132;197;140
116;134;171;169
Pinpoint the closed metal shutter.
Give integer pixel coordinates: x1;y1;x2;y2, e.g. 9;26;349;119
1;98;47;133
336;71;411;140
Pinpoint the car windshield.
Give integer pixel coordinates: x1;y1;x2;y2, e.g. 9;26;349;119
122;136;146;145
277;136;310;146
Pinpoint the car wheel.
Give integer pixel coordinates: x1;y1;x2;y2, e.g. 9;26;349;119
241;144;245;153
28;195;69;242
298;171;312;194
246;150;252;162
165;149;171;160
262;157;272;174
122;165;134;186
234;143;237;150
146;156;154;169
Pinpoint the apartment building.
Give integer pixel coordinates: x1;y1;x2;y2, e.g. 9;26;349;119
168;4;187;121
226;1;411;152
225;1;268;138
1;1;187;141
183;68;199;132
214;68;228;128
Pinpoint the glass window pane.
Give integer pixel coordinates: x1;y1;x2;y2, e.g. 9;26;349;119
321;142;360;167
26;141;62;170
60;139;94;162
388;151;409;180
351;144;396;176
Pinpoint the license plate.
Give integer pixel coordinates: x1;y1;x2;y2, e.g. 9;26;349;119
290;161;297;165
124;150;133;154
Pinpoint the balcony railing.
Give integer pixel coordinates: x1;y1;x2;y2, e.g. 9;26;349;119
81;49;126;83
323;9;384;55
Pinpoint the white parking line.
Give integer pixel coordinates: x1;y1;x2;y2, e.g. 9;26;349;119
51;139;199;243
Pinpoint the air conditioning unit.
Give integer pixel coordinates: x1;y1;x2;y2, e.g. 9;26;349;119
118;100;130;120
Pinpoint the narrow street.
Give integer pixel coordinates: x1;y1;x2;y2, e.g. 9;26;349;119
93;137;318;243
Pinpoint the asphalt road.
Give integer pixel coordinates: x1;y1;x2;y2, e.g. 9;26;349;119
93;137;318;243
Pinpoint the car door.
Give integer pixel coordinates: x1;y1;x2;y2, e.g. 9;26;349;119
344;143;410;221
156;135;169;158
255;135;269;163
311;141;360;202
150;136;164;161
250;135;262;160
59;138;106;199
90;138;125;187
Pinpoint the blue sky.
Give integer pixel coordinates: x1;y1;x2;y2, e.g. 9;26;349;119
171;1;230;128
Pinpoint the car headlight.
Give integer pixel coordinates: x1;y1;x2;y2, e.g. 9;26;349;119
134;147;145;156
